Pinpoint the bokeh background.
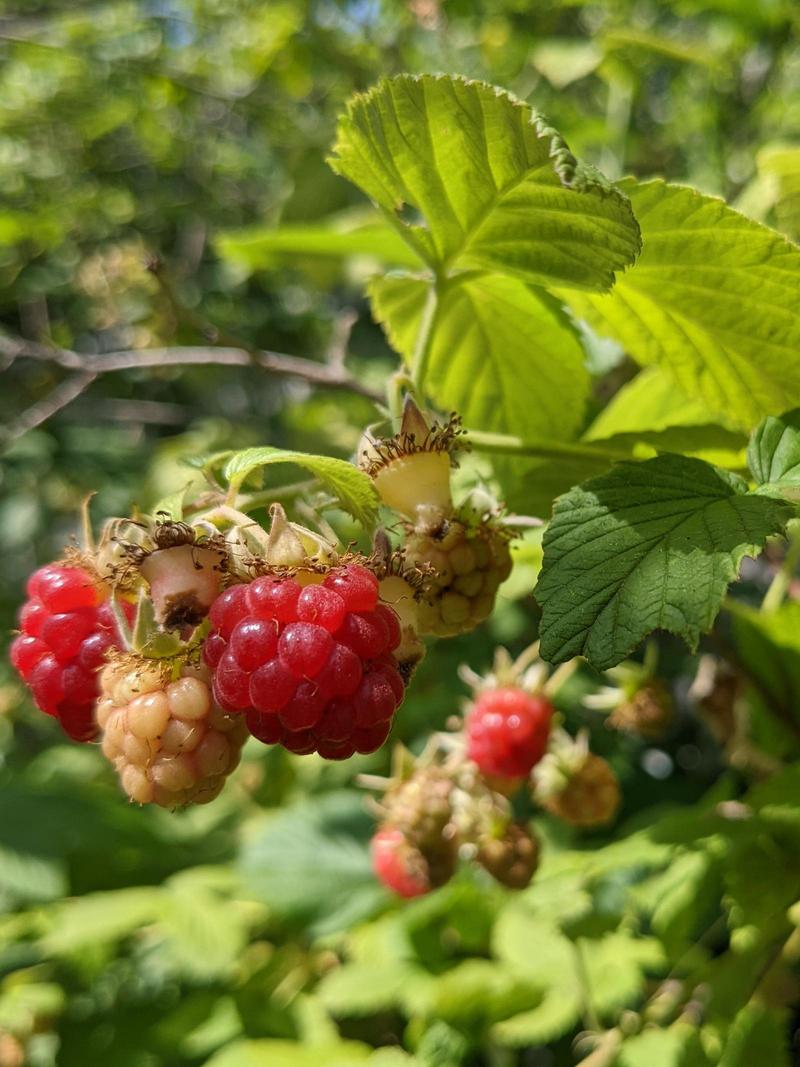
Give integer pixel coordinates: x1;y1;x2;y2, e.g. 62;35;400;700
1;2;799;1065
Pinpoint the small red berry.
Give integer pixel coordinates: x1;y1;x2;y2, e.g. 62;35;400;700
249;660;296;713
245;707;283;745
278;623;334;679
324;564;379;612
371;827;431;898
336;611;389;659
467;688;553;781
247;576;301;622
228;619;279;670
11;564;127;741
10;635;48;681
33;565;99;612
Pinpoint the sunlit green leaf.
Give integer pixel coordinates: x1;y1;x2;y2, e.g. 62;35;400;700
331;74;640;288
222;447;378;527
564;180;800;426
369;272;589;443
747;409;800;496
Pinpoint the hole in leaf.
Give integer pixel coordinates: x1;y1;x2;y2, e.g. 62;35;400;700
395;201;425;227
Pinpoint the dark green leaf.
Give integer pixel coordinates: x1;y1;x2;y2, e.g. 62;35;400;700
537;454;792;668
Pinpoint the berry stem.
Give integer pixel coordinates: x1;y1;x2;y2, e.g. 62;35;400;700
409;281;441;394
386;370;416;423
80;493;97;555
762;518;800;613
464;430;632;463
197;506;272;552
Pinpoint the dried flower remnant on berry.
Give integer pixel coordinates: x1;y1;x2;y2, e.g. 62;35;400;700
99;517;226;631
359;397;463;532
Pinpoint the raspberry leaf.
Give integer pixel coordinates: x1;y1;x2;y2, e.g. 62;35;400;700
717;1004;791;1067
219;447;379;527
563;180;800;427
151;483;192;522
616;1026;710;1067
584;366;747;460
239;792;384;935
330;75;640;290
536;454;794;669
747;408;800;497
216;213;423;275
727;602;800;749
369;272;590;454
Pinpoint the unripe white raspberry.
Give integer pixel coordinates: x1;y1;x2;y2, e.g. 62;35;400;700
98;657;247;808
406;519;512;636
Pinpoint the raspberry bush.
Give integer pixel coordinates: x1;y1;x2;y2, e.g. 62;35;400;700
4;23;800;1067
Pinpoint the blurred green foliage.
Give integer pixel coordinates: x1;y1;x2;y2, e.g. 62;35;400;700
1;1;800;1065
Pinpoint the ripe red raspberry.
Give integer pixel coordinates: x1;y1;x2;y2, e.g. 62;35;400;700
203;563;405;759
10;563;131;742
98;658;247;808
371;827;433;898
466;688;553;782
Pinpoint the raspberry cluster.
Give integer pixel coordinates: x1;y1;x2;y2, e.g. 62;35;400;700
607;681;674;740
10;564;130;741
466;687;553;783
203;563;406;759
369;760;541;898
98;659;248;808
371;827;434;899
405;519;512;637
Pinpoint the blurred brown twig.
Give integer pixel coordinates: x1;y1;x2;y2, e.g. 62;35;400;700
0;331;383;449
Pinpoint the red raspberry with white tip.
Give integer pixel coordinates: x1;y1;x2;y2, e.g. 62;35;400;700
203;562;405;759
10;563;132;742
467;688;553;782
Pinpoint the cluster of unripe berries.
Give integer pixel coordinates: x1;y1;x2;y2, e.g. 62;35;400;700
370;647;623;898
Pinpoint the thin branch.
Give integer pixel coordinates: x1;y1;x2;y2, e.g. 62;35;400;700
66;397;187;426
3;371;97;445
0;334;383;401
